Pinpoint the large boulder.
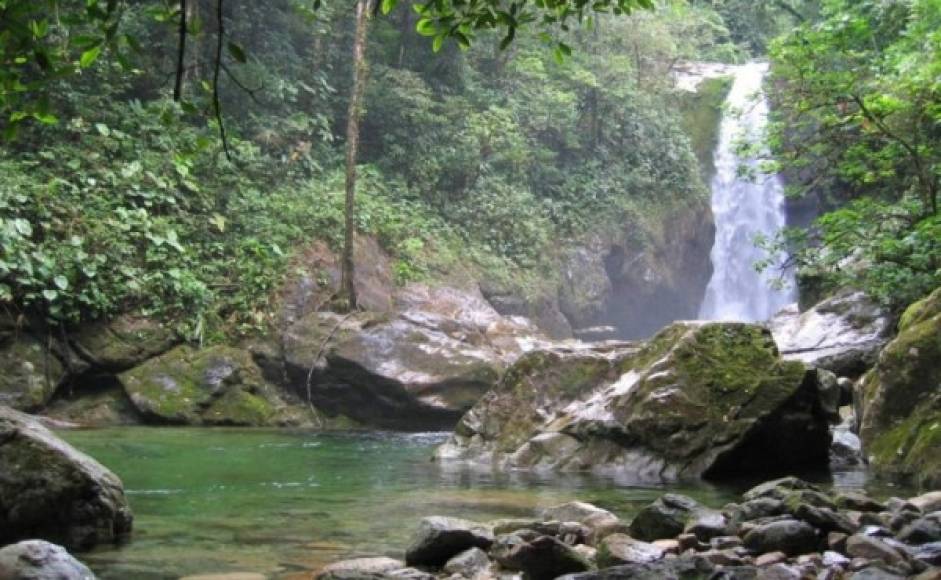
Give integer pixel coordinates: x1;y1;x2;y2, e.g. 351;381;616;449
282;285;540;430
436;322;832;481
404;516;494;567
770;290;893;377
68;315;177;372
0;540;96;580
0;334;64;412
0;406;133;549
119;345;303;426
858;286;941;489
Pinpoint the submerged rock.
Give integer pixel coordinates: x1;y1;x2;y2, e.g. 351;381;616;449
857;286;941;489
436;322;832;481
770;290;892;377
0;540;95;580
119;345;303;426
0;406;133;549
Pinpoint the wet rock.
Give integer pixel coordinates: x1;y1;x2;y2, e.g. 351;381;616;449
443;548;491;578
790;503;856;534
596;534;664;567
0;406;133;549
743;519;819;556
730;499;786;529
405;517;494;567
769;290;892;377
823;550;851;568
899;513;941;544
491;535;591;580
847;565;908;579
684;510;730;542
831;423;864;467
652;539;681;555
858;286;941;489
845;535;906;566
0;334;65;411
0;540;95;580
711;536;743;550
120;345;300;426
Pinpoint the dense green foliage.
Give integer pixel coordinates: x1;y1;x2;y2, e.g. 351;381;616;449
766;0;941;309
1;1;744;337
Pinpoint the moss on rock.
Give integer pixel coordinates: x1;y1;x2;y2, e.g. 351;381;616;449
0;335;64;411
860;286;941;488
119;345;300;426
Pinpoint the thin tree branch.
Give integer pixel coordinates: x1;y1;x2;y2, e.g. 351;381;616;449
173;0;187;101
212;0;231;161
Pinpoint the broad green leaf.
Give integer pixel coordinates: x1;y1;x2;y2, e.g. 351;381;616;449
80;44;103;68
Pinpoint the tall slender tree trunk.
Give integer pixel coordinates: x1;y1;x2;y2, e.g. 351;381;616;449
341;0;372;310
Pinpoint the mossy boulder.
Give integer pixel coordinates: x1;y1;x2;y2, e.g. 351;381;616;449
436;322;832;481
120;345;301;426
858;286;941;489
69;315;177;371
0;405;133;549
0;334;65;411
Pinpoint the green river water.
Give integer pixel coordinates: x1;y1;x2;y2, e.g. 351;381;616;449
59;427;907;580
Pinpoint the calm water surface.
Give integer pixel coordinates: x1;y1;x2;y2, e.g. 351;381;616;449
59;427;908;580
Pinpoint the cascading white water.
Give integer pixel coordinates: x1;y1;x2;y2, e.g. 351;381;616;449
699;62;796;322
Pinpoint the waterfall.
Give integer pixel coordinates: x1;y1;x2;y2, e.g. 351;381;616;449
699;62;796;322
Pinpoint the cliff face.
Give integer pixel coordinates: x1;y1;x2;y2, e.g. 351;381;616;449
558;199;715;340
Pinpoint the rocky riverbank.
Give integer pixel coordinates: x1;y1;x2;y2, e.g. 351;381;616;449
319;477;941;580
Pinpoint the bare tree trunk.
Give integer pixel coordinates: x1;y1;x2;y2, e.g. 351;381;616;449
341;0;372;311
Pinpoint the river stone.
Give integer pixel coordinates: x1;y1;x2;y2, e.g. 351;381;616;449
438;322;833;481
628;494;701;541
0;540;95;580
684;510;730;542
556;555;716;580
317;558;406;580
541;501;617;525
597;534;664;568
846;534;906;565
491;535;591;580
911;492;941;514
743;478;822;502
899;512;941;544
405;517;494;567
858;286;941;489
443;547;490;578
911;541;941;566
69;315;177;371
0;406;133;549
743;519;818;556
119;345;294;426
0;334;65;412
769;290;892;377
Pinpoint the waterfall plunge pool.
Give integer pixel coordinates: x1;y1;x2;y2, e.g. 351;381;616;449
60;427;908;580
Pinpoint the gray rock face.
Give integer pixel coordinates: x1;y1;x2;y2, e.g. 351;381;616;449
769;290;892;377
437;322;833;482
742;519;819;556
0;406;133;549
284;285;540;430
404;517;494;567
0;540;95;580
